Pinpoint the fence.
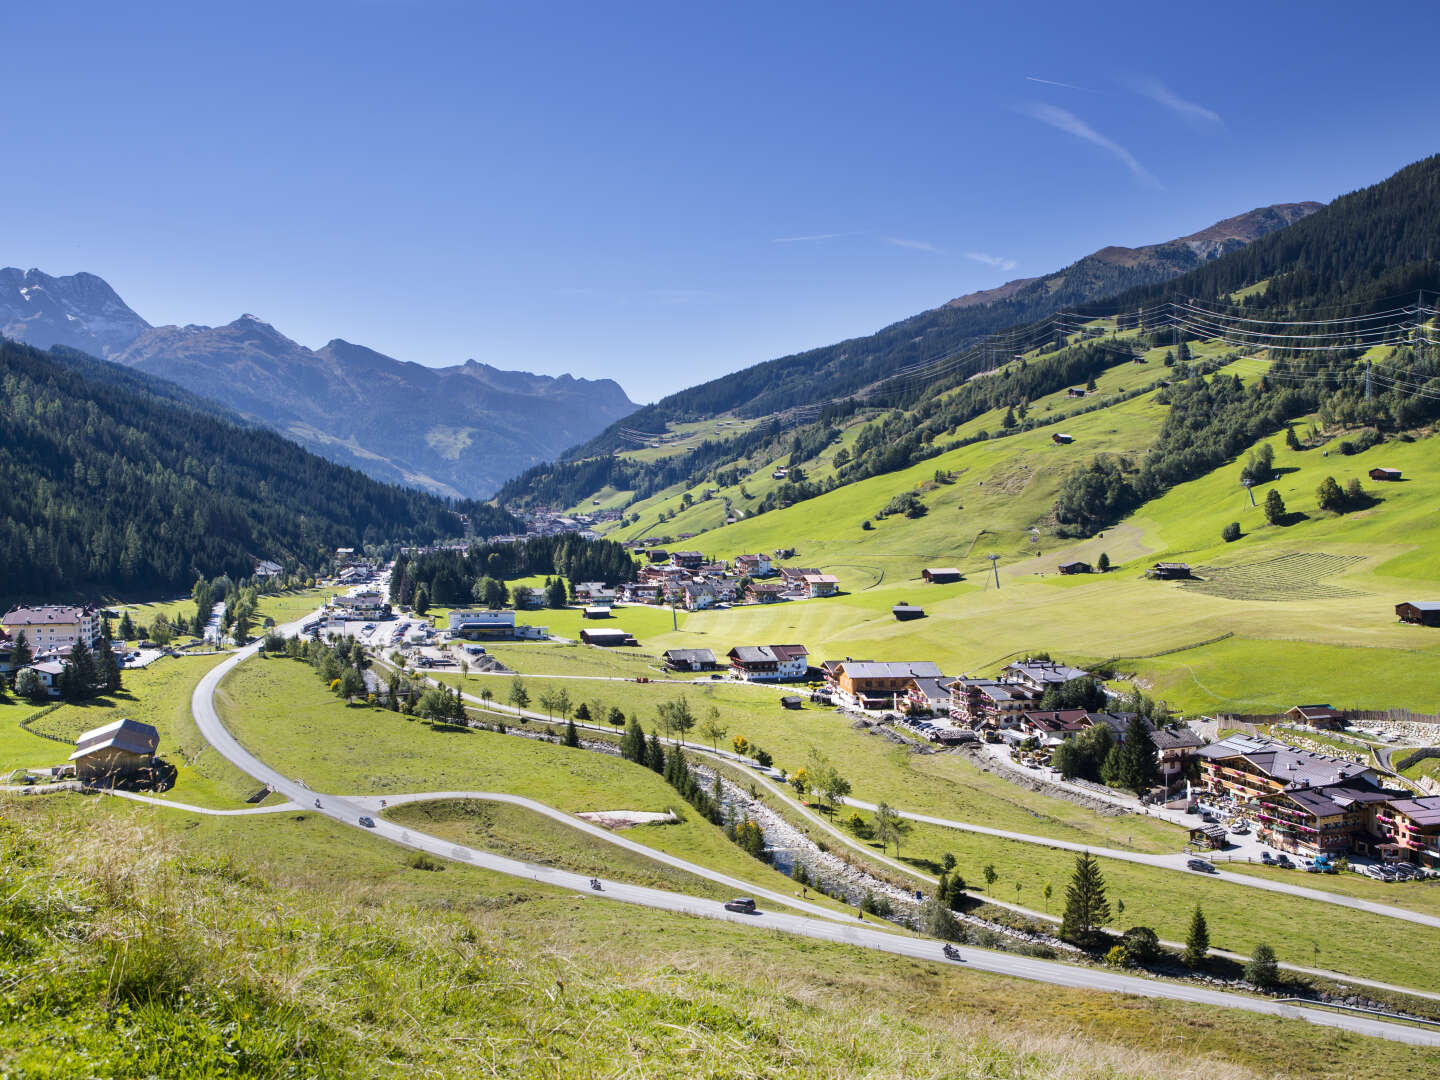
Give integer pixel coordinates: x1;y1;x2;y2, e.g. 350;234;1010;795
18;704;70;745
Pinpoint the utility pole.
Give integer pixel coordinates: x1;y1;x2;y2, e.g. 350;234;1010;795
986;553;1001;589
1365;359;1372;402
1242;478;1255;507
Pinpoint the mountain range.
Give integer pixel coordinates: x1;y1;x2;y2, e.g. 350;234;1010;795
562;202;1323;459
0;269;635;498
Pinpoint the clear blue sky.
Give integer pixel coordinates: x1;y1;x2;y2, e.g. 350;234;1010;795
4;1;1436;401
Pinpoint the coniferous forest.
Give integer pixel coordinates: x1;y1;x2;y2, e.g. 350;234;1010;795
0;339;517;602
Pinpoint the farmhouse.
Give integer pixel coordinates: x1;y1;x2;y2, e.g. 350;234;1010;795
1057;561;1091;575
1017;709;1092;744
1285;704;1346;730
921;567;963;584
830;660;944;710
1150;562;1192;580
672;550;705;570
1002;659;1093;694
891;604;924;621
727;644;808;682
1396;601;1440;627
69;718;160;784
800;574;839;598
779;567;820;588
580;628;637;647
682;582;718;610
2;604;101;651
662;648;717;672
21;660;66;697
647;548;670;563
735;553;772;576
745;583;786;604
1369;467;1402;481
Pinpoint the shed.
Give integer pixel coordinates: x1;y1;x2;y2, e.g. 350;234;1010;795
1189;823;1228;849
69;718;160;784
1057;561;1091;575
1051;433;1074;445
580;628;636;647
1285;704;1345;729
780;696;803;710
1396;601;1440;627
1369;467;1402;482
892;605;925;621
582;606;612;619
922;567;963;584
1151;562;1192;580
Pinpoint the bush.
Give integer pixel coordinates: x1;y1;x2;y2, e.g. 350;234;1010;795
1244;943;1280;988
1221;521;1242;542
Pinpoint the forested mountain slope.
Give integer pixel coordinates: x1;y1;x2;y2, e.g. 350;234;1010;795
561;202;1319;459
0;339;516;603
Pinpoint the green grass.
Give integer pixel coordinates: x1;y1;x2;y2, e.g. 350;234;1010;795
839;809;1440;993
0;696;65;773
9;653;264;806
435;670;1187;854
384;797;732;898
12;795;1438;1080
216;655;849;907
252;586;342;627
1221;861;1440;919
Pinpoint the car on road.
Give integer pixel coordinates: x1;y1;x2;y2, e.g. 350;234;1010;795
358;816;375;828
1186;858;1218;874
723;897;758;914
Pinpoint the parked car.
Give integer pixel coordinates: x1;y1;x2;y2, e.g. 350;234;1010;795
1276;854;1294;869
1393;863;1418;880
723;897;758;914
1260;851;1274;864
1187;858;1218;874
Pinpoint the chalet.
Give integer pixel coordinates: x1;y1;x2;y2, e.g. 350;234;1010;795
1285;704;1346;730
69;718;160;784
800;574;839;598
779;566;821;589
662;648;717;672
573;582;618;604
1002;659;1093;694
620;582;662;604
1373;797;1440;867
832;660;944;710
735;553;772;576
904;676;953;715
698;561;731;576
2;604;101;651
580;627;637;647
1255;781;1392;857
771;467;788;480
21;660;66;698
332;591;387;620
745;583;786;604
672;551;705;570
708;579;740;603
647;549;670;563
1194;735;1378;806
1149;723;1204;782
1057;561;1091;575
1067;387;1086;398
1369;467;1402;482
1189;823;1229;849
682;582;717;610
892;604;925;621
1051;433;1074;445
921;568;963;584
582;605;612;620
1150;562;1192;580
948;677;1042;728
727;644;808;682
1018;709;1092;745
1396;601;1440;627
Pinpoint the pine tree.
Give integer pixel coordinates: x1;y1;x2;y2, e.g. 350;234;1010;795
1097;552;1110;572
620;716;646;762
1243;943;1279;988
1184;905;1210;966
563;717;580;747
1264;488;1287;525
97;640;122;693
1059;851;1111;947
1285;424;1301;450
645;732;666;773
64;640;98;700
10;630;31;672
1117;713;1159;795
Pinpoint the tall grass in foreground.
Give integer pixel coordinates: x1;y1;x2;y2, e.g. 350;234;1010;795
0;797;1269;1079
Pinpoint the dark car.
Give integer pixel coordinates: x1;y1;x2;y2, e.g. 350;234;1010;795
723;897;758;914
1186;858;1217;874
358;816;376;828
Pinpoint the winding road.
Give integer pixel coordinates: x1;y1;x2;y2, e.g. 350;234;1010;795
176;609;1440;1046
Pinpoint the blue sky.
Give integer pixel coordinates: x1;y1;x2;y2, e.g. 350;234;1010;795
3;1;1437;401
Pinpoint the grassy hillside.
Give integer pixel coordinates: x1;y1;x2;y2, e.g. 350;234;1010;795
10;794;1435;1079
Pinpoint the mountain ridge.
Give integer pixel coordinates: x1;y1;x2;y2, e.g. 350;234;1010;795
0;273;636;499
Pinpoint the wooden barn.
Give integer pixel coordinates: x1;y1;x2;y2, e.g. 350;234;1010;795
921;567;963;584
1057;561;1091;575
1370;467;1402;482
1151;562;1192;580
1396;601;1440;627
69;718;160;784
892;605;926;621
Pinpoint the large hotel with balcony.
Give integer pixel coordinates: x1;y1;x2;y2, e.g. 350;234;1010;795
1194;734;1439;865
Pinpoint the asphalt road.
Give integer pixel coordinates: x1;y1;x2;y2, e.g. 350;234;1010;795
187;608;1440;1047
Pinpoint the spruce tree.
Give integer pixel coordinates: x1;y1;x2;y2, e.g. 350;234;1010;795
1059;851;1111;948
1184;905;1210;966
620;716;646;762
97;640;122;693
645;732;666;773
1118;713;1159;795
10;631;31;672
1264;488;1286;525
1243;943;1279;988
563;717;580;747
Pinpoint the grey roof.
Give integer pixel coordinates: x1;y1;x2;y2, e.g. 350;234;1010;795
70;718;159;761
1005;660;1091;685
1197;735;1376;787
1401;601;1440;611
663;648;716;664
908;677;953;701
729;645;777;664
840;661;943;679
1150;724;1203;750
1387;797;1440;827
